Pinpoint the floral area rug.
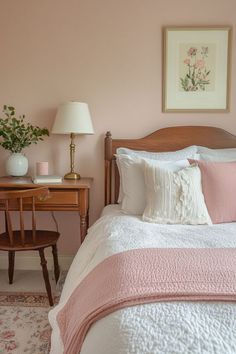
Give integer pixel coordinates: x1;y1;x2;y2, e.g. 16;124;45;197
0;273;66;354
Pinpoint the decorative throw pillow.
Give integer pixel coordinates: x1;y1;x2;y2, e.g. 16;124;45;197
142;161;212;225
116;145;197;203
116;154;190;214
192;160;236;224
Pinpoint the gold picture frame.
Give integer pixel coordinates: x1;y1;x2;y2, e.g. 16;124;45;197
163;26;232;112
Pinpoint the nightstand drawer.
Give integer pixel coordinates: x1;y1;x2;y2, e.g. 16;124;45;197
36;190;79;206
0;190;79;210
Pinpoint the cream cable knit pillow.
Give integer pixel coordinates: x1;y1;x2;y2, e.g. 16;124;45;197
142;162;212;225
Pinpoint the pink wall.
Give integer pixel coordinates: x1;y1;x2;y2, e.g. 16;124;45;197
0;0;236;254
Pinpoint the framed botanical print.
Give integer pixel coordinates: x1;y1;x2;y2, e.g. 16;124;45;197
163;26;231;112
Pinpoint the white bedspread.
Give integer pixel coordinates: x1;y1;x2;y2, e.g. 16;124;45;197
49;205;236;354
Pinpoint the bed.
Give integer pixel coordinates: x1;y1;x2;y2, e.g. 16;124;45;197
49;126;236;354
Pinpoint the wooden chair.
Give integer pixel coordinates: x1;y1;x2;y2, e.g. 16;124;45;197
0;187;60;306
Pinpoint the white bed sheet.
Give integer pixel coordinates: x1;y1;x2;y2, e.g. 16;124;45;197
49;205;236;354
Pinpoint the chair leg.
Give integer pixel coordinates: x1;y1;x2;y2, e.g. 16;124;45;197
8;251;15;284
39;248;54;306
52;244;60;283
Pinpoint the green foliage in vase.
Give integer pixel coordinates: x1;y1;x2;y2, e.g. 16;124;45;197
0;105;49;153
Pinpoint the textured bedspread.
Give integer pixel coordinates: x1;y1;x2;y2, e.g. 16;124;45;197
49;205;236;354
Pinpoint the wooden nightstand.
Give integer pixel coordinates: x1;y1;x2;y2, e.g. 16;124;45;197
0;176;93;243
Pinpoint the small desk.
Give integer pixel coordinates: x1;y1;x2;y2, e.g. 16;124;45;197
0;176;93;243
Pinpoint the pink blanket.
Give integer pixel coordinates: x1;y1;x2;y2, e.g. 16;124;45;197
57;248;236;354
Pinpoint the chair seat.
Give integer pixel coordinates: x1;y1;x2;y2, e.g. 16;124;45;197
0;230;60;251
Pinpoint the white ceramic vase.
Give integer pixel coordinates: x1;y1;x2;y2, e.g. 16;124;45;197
6;153;28;176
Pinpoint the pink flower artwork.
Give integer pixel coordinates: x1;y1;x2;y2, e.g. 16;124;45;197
180;46;210;91
183;58;190;65
187;47;197;56
195;59;205;69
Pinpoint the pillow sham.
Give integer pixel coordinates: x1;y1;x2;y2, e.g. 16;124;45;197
196;146;236;161
196;153;236;162
117;145;197;160
142;162;212;225
116;145;197;203
192;160;236;224
116;154;189;214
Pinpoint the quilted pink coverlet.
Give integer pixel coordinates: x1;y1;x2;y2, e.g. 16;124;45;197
57;248;236;354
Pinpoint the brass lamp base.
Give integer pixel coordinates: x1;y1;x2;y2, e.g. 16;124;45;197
64;172;81;180
64;133;81;180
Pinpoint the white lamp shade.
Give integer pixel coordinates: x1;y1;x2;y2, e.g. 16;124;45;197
52;102;94;134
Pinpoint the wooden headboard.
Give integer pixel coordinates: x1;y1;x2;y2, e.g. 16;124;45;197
104;126;236;205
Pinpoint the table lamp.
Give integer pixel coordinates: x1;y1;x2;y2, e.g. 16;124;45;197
52;101;94;180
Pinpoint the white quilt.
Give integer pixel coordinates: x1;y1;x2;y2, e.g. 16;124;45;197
49;205;236;354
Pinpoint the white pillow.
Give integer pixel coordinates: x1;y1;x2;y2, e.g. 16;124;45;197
117;145;197;159
196;153;236;162
116;154;190;214
116;158;124;203
196;146;236;162
142;162;212;225
116;145;197;203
